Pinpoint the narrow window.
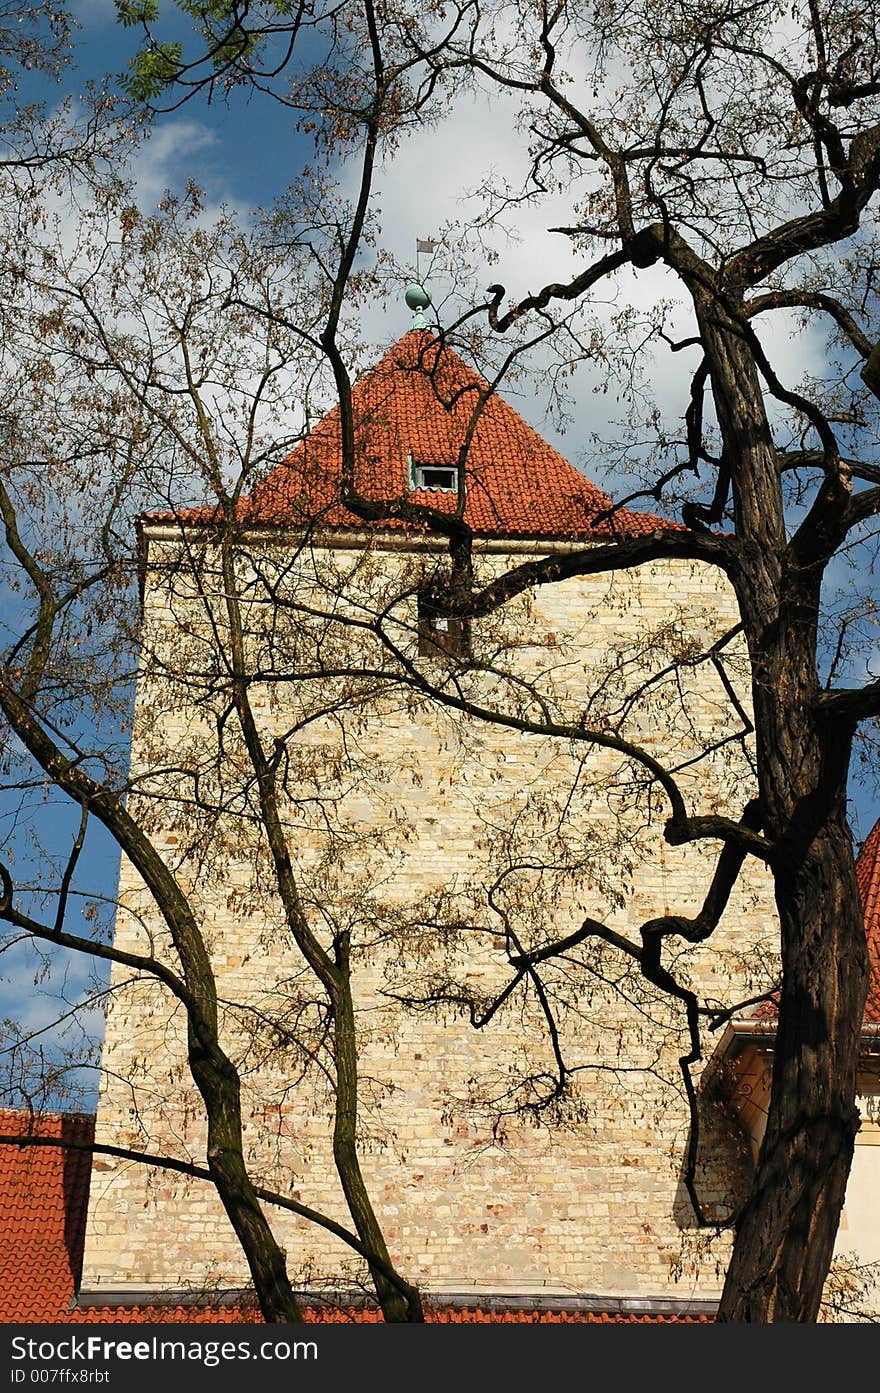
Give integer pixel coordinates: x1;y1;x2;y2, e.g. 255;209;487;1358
417;591;470;661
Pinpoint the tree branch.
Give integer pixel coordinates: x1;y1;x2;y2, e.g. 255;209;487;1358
727;123;880;289
815;678;880;723
0;861;192;1008
747;290;873;359
461;531;738;618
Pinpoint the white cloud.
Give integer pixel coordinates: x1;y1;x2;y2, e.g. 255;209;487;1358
329;70;833;499
127;119;220;210
0;932;107;1108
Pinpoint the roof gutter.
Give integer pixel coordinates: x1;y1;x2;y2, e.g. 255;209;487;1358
713;1016;880;1062
137;519;611;556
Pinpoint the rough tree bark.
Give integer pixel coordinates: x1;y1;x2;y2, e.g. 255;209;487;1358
701;308;870;1320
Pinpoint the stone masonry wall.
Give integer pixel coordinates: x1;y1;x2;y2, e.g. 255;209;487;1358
80;532;774;1304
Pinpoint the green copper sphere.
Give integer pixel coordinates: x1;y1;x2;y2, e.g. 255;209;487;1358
405;282;432;312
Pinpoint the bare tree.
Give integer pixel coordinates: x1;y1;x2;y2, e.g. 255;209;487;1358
340;0;880;1323
132;0;879;1324
0;127;431;1318
4;0;880;1326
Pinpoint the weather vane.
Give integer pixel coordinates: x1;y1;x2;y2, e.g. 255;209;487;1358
416;236;438;279
406;236;438;329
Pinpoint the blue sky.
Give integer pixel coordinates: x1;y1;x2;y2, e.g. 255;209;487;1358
29;2;316;206
2;2;878;1111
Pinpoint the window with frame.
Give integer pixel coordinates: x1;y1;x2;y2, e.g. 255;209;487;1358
409;457;459;492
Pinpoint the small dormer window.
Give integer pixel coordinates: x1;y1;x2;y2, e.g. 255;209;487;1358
409;456;459;492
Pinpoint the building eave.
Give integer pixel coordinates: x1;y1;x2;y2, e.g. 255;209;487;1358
137;518;616;554
713;1016;880;1063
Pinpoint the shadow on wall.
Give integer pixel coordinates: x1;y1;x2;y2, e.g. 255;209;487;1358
671;1089;752;1234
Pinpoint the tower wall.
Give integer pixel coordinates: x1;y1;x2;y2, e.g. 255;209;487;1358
81;532;773;1304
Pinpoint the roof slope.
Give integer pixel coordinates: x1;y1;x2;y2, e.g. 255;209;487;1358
158;332;674;541
0;1109;93;1320
751;817;880;1025
856;817;880;1024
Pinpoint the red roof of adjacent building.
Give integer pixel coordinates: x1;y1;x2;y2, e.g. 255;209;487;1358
748;816;880;1026
148;332;676;541
856;817;880;1024
0;1110;93;1321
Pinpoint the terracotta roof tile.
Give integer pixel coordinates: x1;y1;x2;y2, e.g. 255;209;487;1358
752;817;880;1025
149;333;678;542
856;817;880;1025
59;1305;708;1324
0;1110;93;1321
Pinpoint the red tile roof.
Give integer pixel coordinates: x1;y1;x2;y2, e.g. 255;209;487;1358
150;332;676;541
856;817;880;1025
61;1305;707;1324
0;1108;708;1323
0;1110;93;1321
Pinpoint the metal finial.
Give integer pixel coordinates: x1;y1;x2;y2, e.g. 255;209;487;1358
405;281;432;330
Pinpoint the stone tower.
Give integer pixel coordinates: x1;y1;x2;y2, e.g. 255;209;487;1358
79;329;776;1312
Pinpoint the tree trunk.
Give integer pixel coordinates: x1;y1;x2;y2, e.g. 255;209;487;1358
190;1038;304;1323
332;936;424;1322
0;674;305;1324
717;810;867;1320
697;294;869;1320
